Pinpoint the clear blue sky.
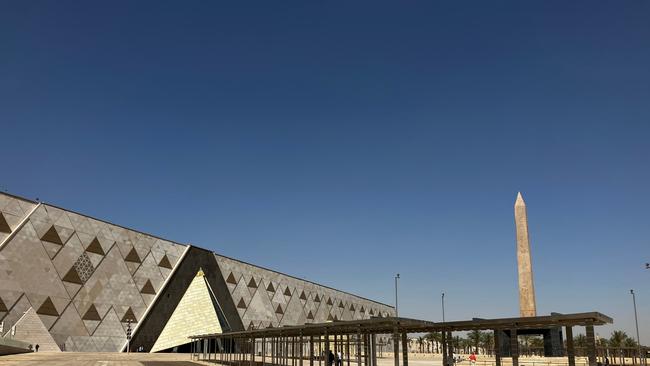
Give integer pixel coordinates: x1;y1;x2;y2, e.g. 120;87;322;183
2;2;649;341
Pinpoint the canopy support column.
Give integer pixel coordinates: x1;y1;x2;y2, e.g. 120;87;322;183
357;329;362;366
447;332;453;366
510;329;519;366
393;327;400;366
310;336;314;366
441;331;448;366
566;326;576;366
325;330;330;366
586;323;597;366
401;332;409;366
300;333;304;366
347;335;351;366
371;334;377;366
494;330;501;366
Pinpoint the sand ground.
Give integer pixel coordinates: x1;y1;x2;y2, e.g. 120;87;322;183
0;352;603;366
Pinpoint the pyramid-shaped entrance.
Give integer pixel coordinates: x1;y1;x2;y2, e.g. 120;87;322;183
150;269;227;352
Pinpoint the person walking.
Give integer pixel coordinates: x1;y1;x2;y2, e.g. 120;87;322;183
469;352;477;366
337;351;343;366
328;350;335;366
35;344;40;352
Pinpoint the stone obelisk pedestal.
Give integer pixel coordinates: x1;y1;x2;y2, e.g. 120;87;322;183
514;192;537;317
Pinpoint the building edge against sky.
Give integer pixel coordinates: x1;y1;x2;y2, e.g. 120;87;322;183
0;191;394;352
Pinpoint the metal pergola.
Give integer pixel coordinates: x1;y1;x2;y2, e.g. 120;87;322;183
189;312;613;366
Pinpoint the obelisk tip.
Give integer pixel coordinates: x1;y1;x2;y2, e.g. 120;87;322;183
515;192;525;205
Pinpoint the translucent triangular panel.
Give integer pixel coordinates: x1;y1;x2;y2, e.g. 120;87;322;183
12;307;61;352
150;271;224;352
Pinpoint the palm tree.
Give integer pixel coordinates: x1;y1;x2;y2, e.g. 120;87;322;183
468;330;482;354
428;332;441;354
520;335;532;356
610;331;628;347
575;334;588;350
597;338;609;349
452;336;462;353
529;337;544;356
623;338;637;359
480;332;494;356
417;337;425;353
610;330;629;364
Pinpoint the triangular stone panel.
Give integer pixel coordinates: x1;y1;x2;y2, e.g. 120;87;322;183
121;307;137;323
0;213;11;233
279;292;306;326
86;238;105;255
50;303;89;339
62;267;83;284
83;319;101;335
41;241;62;259
158;254;172;269
12;307;61;352
271;287;288;305
41;225;63;245
124;248;141;263
226;272;238;285
150;271;224;352
93;308;126;337
125;261;139;275
82;304;101;321
36;296;60;317
140;279;156;295
266;282;275;293
241;286;276;326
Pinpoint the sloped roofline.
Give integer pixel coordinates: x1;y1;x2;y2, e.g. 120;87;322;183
2;191;395;309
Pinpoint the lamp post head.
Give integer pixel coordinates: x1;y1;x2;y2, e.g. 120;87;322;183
630;289;634;295
396;274;400;279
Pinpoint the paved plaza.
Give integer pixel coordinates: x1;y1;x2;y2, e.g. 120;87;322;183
0;352;200;366
0;352;594;366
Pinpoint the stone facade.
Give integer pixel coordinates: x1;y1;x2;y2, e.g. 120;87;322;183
215;254;393;330
0;192;394;352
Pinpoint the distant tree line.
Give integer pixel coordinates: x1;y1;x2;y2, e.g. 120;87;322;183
396;330;646;364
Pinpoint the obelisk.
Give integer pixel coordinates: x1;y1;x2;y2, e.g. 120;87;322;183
514;192;537;317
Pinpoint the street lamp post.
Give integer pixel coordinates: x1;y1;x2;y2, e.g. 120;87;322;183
394;274;400;317
441;292;445;322
630;290;642;365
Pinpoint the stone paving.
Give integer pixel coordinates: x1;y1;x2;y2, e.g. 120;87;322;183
0;352;201;366
0;353;591;366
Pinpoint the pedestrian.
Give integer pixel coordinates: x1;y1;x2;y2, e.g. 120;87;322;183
328;350;335;366
35;344;40;352
469;352;477;366
337;351;343;366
